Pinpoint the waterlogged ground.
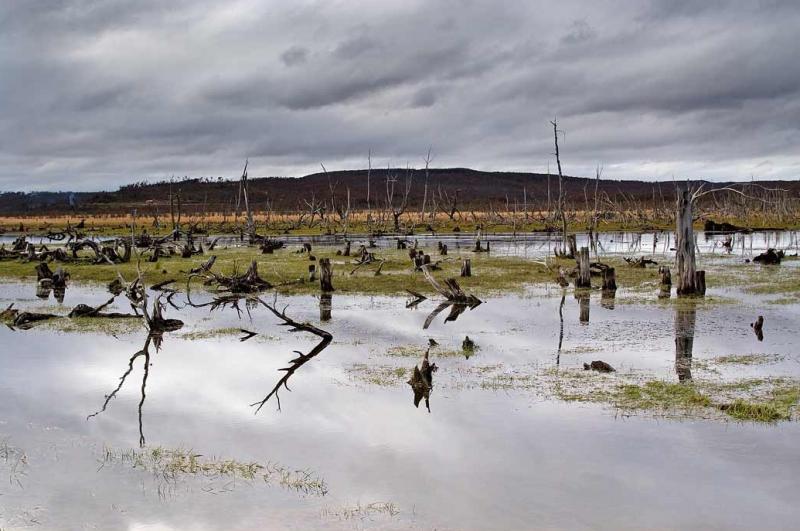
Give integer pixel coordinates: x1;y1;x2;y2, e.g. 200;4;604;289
1;231;800;530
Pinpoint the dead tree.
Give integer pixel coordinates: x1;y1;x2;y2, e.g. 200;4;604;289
385;165;414;231
675;187;705;296
551;118;570;257
420;146;432;223
251;300;333;412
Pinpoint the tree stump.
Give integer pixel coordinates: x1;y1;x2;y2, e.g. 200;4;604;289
319;293;332;321
576;291;590;323
423;254;431;265
658;265;672;286
308;264;316;282
694;270;706;295
602;267;617;291
441;244;448;255
343;240;351;257
319;258;334;292
567;234;577;258
461;258;472;277
575;246;591;288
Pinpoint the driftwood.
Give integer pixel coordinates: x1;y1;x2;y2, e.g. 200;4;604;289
624;256;658;268
584;360;615;372
421;265;481;306
250;300;333;412
189;259;272;294
753;249;783;265
67;296;141;319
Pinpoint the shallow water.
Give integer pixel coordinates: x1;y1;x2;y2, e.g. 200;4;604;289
1;232;799;530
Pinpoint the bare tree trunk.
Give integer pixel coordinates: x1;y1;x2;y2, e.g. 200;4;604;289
676;188;697;295
319;258;334;292
576;246;591;288
461;258;471;277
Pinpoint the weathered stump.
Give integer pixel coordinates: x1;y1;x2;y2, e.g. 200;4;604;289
441;244;448;256
308;264;316;282
576;291;590;323
566;234;577;258
319;258;334;292
694;270;706;296
575;246;591;288
343;240;351;257
658;265;672;286
601;267;617;291
461;258;472;277
319;293;332;322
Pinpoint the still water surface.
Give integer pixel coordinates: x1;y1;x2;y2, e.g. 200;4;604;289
1;232;799;530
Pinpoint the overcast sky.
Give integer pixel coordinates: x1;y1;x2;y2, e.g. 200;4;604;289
1;0;799;191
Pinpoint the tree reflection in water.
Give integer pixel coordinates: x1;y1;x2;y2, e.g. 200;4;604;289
675;302;697;382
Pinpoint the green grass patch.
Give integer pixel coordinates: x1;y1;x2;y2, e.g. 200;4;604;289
101;445;328;496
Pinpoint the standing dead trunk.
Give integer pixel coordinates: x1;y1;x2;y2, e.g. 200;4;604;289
319;258;334;292
461;258;472;277
676;188;697;296
658;265;672;298
575;246;591;288
566;235;577;259
601;267;616;291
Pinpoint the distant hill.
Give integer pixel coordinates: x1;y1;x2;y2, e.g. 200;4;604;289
1;168;798;215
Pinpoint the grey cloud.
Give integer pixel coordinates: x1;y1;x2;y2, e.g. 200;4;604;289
0;0;798;191
280;46;308;66
561;19;596;45
411;87;437;108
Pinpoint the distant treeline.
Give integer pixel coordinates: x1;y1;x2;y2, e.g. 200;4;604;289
2;168;798;215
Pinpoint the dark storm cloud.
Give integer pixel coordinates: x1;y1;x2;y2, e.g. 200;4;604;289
0;0;798;191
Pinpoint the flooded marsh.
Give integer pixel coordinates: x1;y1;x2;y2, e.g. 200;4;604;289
1;230;799;529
